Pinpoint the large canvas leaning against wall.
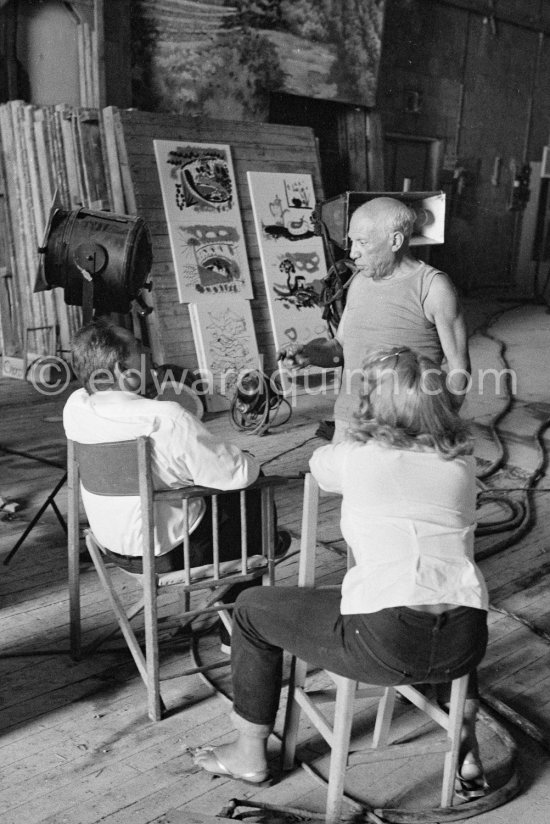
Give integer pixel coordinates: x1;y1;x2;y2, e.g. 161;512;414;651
154;140;254;303
248;171;335;390
133;1;385;118
188;299;261;413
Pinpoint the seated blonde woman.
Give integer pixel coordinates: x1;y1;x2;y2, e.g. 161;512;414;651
194;346;489;798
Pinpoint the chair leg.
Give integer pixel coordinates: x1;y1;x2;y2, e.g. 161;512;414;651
142;564;162;722
325;675;357;824
372;687;396;748
281;656;308;771
67;445;81;660
441;673;469;807
85;594;146;654
218;608;232;640
68;525;81;659
175;584;232;634
282;474;321;771
85;536;164;718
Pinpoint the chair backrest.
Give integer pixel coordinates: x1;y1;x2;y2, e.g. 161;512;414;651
68;437;159;589
74;440;142;496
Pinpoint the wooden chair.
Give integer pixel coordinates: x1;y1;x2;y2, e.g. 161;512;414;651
281;473;478;823
67;436;293;721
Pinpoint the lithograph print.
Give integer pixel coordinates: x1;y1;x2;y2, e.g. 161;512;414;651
247;171;335;389
188;299;261;412
154;140;253;303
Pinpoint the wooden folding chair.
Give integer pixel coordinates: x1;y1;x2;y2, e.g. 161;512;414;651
67;436;293;721
281;473;476;823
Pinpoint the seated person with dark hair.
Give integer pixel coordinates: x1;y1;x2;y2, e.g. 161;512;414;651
63;319;289;647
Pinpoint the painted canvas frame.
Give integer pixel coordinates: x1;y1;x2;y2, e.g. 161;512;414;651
188;299;261;412
247;170;336;391
154;140;254;303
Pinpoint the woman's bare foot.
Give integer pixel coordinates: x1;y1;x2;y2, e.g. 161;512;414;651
456;700;488;797
456;752;489;799
459;751;484;781
193;737;269;783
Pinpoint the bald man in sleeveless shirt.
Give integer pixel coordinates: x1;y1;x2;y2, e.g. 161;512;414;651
279;197;470;442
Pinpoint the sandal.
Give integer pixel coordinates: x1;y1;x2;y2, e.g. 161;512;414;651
193;746;271;786
455;757;489;800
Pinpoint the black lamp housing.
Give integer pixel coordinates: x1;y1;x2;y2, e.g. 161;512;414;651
35;197;153;316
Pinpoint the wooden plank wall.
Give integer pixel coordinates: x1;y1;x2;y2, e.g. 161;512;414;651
112;108;324;372
376;0;550;291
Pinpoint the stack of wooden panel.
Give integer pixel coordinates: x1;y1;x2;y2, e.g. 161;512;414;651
0;101;110;364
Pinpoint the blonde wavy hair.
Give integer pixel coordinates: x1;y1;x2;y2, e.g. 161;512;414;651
348;347;473;459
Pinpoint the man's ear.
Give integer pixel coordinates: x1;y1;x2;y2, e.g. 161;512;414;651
114;360;142;392
391;231;405;252
113;360;130;389
113;361;125;381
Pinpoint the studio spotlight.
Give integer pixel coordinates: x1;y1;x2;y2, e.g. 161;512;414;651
35;192;153;318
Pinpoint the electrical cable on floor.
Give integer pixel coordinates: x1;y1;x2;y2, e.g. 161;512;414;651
490;604;550;645
260;436;320;469
218;797;335;823
474;412;550;560
481;693;550;753
474;486;526;535
471;321;515;480
468;306;550;554
229;372;293;437
229;394;293;437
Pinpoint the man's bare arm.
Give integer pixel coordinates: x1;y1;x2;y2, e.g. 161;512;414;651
424;274;470;408
278;338;344;369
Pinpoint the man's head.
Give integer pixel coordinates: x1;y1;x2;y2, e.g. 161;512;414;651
71;319;143;394
348;197;416;279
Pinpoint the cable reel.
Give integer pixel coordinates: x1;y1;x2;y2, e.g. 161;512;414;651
229;370;292;436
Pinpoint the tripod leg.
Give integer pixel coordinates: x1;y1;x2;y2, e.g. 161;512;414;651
50;498;68;533
3;473;67;565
